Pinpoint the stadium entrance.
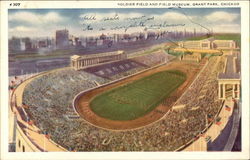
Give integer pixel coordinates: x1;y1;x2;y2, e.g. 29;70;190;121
218;83;240;99
218;54;240;100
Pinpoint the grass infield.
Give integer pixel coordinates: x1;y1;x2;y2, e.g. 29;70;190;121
89;70;186;121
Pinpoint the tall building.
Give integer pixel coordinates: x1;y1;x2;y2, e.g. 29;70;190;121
9;37;22;52
9;37;28;53
55;29;69;49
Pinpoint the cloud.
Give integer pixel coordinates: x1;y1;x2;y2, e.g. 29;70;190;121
161;12;188;21
212;24;240;33
9;11;65;25
8;10;240;37
9;26;37;32
205;11;239;23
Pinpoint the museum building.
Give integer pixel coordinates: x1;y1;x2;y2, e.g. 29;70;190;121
178;38;237;50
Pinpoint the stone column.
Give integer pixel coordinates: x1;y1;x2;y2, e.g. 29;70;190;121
223;84;226;99
218;82;221;99
232;83;235;99
237;83;240;99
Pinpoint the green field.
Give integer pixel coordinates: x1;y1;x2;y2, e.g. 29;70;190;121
90;70;186;121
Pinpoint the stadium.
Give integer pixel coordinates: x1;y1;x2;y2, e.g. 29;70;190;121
9;39;241;152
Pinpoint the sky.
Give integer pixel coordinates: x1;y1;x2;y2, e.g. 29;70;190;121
8;8;241;38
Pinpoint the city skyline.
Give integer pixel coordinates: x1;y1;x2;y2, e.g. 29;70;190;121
9;8;240;38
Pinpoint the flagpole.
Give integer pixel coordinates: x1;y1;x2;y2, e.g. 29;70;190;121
206;114;208;128
26;116;28;132
44;134;45;152
200;135;201;151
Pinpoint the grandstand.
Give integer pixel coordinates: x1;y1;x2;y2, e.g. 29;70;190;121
83;50;171;79
83;59;146;79
9;46;239;152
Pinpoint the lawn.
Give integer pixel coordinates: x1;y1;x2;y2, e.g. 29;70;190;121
90;70;186;121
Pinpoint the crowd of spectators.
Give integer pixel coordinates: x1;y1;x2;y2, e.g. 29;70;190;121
21;53;225;151
133;50;174;67
83;51;171;81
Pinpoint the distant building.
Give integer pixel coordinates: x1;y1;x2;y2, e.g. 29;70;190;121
22;38;32;51
178;38;237;50
138;33;145;40
9;37;22;52
86;39;97;48
100;34;107;40
96;39;103;46
74;37;81;47
69;35;80;46
9;37;31;53
179;39;212;49
46;38;52;48
38;40;47;48
146;32;156;40
24;41;32;50
212;40;236;49
56;29;69;49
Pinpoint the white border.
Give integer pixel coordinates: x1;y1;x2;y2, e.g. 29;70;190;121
1;1;249;160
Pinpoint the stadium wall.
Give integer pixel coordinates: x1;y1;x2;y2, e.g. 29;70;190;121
16;124;42;152
12;67;73;152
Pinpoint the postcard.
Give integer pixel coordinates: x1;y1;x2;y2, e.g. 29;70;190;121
0;0;249;160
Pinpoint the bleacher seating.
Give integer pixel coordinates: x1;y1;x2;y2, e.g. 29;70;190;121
21;53;225;151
